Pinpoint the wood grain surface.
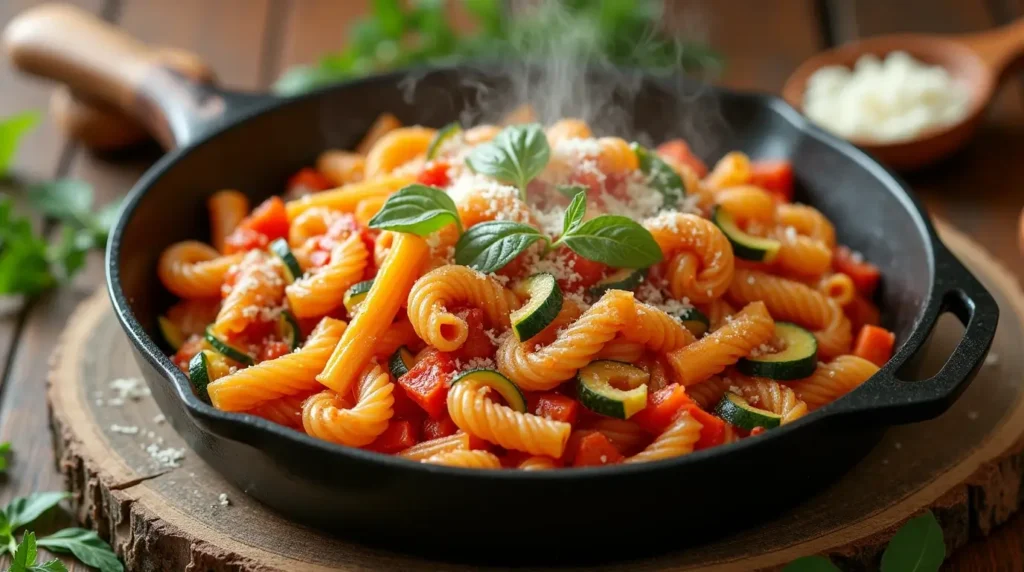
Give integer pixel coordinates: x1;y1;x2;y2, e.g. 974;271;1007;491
44;223;1024;572
1;0;1024;569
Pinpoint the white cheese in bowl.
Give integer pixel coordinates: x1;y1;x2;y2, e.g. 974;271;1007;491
803;50;970;143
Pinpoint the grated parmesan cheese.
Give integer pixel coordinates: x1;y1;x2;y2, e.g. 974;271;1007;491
109;424;139;435
146;444;185;468
218;493;231;506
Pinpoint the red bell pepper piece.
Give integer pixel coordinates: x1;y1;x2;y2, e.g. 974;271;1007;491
833;245;881;296
452;307;495;361
633;384;726;450
416;161;451;188
533;393;580;425
422;415;459;441
571;432;625;467
396;349;457;419
656;139;708;178
287;167;334;195
748;160;794;202
853;325;896;367
366;420;418;454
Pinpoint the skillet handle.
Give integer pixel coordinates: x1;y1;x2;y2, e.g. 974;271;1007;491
830;242;999;424
2;2;220;149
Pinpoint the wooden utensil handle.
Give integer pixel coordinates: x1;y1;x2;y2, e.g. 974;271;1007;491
959;17;1024;80
3;3;215;148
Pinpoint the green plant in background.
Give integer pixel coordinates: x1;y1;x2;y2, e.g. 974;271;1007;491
783;511;946;572
274;0;723;95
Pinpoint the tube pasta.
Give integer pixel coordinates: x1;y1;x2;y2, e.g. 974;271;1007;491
667;301;775;386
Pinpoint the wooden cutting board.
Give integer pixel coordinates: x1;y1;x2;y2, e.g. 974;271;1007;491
47;222;1024;571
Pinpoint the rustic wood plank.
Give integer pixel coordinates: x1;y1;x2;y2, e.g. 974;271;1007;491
0;0;272;568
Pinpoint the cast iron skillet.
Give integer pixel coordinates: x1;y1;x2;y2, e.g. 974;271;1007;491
5;4;999;565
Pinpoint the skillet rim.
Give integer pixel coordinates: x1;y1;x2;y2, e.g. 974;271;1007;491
105;63;940;480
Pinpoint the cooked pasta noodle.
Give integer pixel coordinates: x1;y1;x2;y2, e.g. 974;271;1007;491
620;302;696;352
645;212;735;303
667;301;775;386
158;241;242;299
207;190;249;253
212;251;285;337
286;233;369;318
518;456;560;470
788;355;879;409
364;126;436;179
399;432;473;460
285;176;412;220
777;203;836;247
302;363;395;447
626;411;702;463
248;393;311;430
423;450;502;469
818;273;856;307
317;150;366;186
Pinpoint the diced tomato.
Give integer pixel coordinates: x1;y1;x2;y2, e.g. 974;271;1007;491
687;406;727;450
422;416;459;440
391;382;427;422
568;168;606;195
287;167;334;196
259;340;292;362
571;432;625;467
172;335;205;372
554;247;607;291
748;160;794;202
533;393;579;424
656;139;708;178
397;349;458;419
223;226;269;254
749;426;767;437
833;246;881;296
853;325;896;367
632;384;691;434
416;161;451;188
451;307;495;361
846;294;881;335
366;420;418;453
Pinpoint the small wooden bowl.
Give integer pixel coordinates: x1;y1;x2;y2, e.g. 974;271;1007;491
782;19;1024;172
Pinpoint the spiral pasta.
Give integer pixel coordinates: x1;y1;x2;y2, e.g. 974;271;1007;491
407;265;520;352
620;302;696;353
248;393;311;430
158;241;242;299
518;456;560;470
423;450;502;469
207;190;249;253
208;318;346;411
448;378;572;457
645;212;735;303
626;411;702;464
667;301;775;386
788;355;879;409
364;126;436;179
715;186;775;223
726;374;809;424
302;363;395;447
776;203;836;247
399;432;473;460
286;233;369;318
212;251;286;338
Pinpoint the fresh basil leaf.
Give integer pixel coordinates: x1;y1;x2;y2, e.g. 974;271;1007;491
631;143;686;207
0;111;41;179
880;512;945;572
465;124;550;198
91;199;124;244
0;206;53;296
462;0;504;36
29;560;67;572
48;227;94;282
426;122;462;160
454;221;547;273
6;492;70;531
782;555;841;572
563;191;587;236
27;180;94;225
560;215;662;268
372;0;405;39
38;528;122;572
367;184;461;235
11;531;36;572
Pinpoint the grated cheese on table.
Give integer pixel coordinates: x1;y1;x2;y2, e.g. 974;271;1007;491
146;444;186;468
109;424;139;435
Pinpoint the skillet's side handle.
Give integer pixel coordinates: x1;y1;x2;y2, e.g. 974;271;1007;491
2;3;220;149
830;242;999;425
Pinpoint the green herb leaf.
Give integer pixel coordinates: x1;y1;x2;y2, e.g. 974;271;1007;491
556;184;588;200
632;143;686;207
6;492;70;531
38;528;122;572
0;111;41;179
782;555;841;572
11;531;36;571
367;184;462;235
0;198;53;296
27;180;93;223
372;0;405;39
48;227;94;282
29;560;68;572
563;190;587;236
559;215;662;268
454;221;547;273
880;511;945;572
465;124;550;199
462;0;504;36
426;122;462;160
0;441;11;472
91;199;123;245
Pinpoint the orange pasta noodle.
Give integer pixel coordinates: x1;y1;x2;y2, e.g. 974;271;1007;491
626;411;702;464
364;126;436;179
317;150;365;186
596;336;646;363
455;183;534;228
703;298;737;331
545;118;592;146
354;195;388;226
373;230;396;268
596;137;639;175
372;316;423;359
518;456;560;470
496;290;637;391
406;265;520;352
666;301;775;386
248;393;312;431
302;363;395;447
207;190;249;253
288;207;343;247
447;378;572;457
815;301;855;357
399;432;473;461
285;176;412;220
620;301;696;352
685;376;730;410
208;318;346;411
644;212;735;303
714;185;775;223
317;234;429;395
212;251;285;338
725;373;809;425
777;203;836;247
164;298;221;339
638;354;672;392
582;418;650;454
356;112;401;156
773;229;832;277
158;241;242;299
818;273;856;307
286;233;369;318
423;450;502;469
788;355;879;409
705;151;750;190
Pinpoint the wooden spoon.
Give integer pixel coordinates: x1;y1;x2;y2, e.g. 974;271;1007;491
782;18;1024;172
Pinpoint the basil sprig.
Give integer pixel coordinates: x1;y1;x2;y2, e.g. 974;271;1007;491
454;221;547;273
465;124;550;200
632;142;686;207
367;184;462;235
549;190;662;269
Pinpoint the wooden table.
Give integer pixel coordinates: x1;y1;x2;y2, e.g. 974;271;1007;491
0;0;1022;569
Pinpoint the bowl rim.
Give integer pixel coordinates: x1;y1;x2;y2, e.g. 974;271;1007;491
105;63;941;480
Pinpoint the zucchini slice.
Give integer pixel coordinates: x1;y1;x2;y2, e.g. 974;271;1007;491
714;392;781;430
510;273;563;342
737;322;818;380
388;345;417;379
158;316;185;351
270;238;303;282
577;360;649;420
451;369;527;413
675;307;710;337
631;143;686;206
277;311;303;351
711;206;781;263
426;122;462;159
343;279;374;314
589;267;645;296
204;326;255;366
188;351;212;402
